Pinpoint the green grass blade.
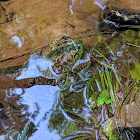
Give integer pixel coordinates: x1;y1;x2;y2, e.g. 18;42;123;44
98;69;105;91
105;43;115;57
95;78;101;92
105;67;115;101
60;73;69;92
86;79;92;100
20;120;30;140
94;49;109;63
94;49;115;71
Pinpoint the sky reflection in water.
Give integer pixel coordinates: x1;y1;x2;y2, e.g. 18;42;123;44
15;56;60;140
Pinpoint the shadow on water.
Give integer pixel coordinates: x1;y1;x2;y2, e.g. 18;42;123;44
0;0;140;140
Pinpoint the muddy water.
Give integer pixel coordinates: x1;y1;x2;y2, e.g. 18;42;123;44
0;0;140;140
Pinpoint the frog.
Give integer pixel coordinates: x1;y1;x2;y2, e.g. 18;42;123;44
46;39;84;74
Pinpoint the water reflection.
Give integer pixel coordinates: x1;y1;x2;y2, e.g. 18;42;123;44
11;36;23;48
0;55;99;139
0;55;61;139
21;86;60;140
69;0;76;14
94;0;107;10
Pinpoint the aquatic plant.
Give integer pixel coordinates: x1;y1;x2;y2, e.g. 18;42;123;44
20;120;30;140
87;65;119;109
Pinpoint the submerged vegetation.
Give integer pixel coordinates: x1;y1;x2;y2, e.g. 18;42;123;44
4;27;139;139
40;29;139;139
18;28;140;139
0;1;140;139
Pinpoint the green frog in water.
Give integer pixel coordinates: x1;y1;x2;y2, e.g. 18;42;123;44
46;39;84;74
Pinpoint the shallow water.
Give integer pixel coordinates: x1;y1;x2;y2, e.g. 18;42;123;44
0;0;140;140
